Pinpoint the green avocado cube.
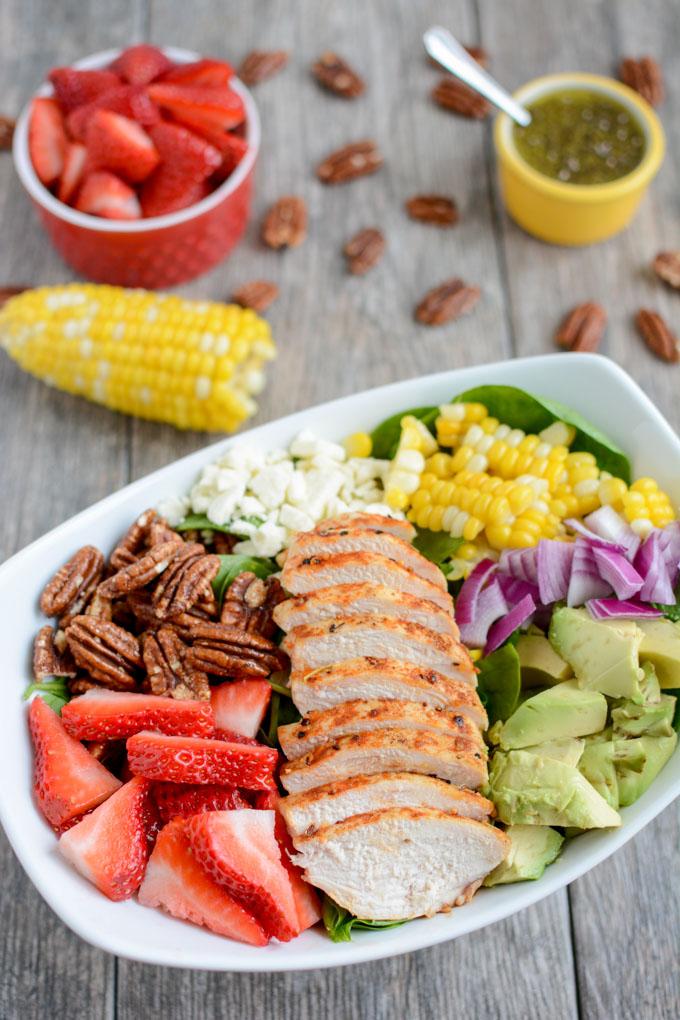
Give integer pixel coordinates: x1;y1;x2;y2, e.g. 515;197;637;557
498;680;607;750
483;825;564;887
578;739;619;809
638;618;680;689
549;607;645;703
522;737;585;767
614;732;678;807
516;634;573;688
612;693;676;740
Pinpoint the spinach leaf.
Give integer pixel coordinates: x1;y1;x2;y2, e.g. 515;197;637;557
23;677;70;715
476;643;521;727
322;897;406;942
211;554;277;605
175;513;234;534
651;602;680;623
261;688;301;747
370;406;438;460
451;385;631;482
413;527;463;568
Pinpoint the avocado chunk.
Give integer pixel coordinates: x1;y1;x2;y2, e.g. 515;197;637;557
639;618;680;689
639;661;661;704
612;693;676;739
578;739;618;809
549;607;645;703
523;737;585;767
498;680;607;750
489;749;621;828
614;732;678;806
483;825;564;887
517;634;573;688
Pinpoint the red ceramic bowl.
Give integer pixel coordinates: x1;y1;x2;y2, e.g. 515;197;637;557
13;47;260;289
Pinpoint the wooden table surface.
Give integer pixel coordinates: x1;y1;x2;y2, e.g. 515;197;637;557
1;1;679;1017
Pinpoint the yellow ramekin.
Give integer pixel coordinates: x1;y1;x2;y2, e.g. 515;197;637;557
494;72;665;246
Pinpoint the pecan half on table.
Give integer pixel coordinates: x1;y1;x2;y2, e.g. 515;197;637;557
405;194;459;227
238;49;289;86
317;140;383;184
415;279;481;326
619;55;664;107
635;309;679;363
142;627;210;701
0;115;15;150
432;77;490;118
311;52;365;98
262;196;307;249
555;302;607;352
232;280;280;313
653;252;680;290
40;546;104;626
65;616;143;690
343;228;386;275
220;572;285;638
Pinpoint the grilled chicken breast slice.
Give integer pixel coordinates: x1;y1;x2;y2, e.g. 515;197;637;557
280;772;493;836
278;699;484;761
273;583;458;638
287;529;446;591
279;729;488;794
281;551;453;613
292;807;510;920
312;513;415;543
282;616;475;684
290;658;486;726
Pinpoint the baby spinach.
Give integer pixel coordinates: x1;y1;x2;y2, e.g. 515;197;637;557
322;897;406;942
651;600;680;623
211;554;277;606
450;385;631;482
370;406;438;460
260;689;301;747
476;643;521;727
23;677;70;715
175;513;234;533
412;527;463;569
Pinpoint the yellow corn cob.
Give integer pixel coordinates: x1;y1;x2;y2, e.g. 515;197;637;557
0;284;276;432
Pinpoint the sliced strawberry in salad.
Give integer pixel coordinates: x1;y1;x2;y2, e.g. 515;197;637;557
28;98;67;186
110;44;174;86
255;790;321;932
153;781;249;824
138;817;268;945
127;731;279;790
210;679;272;738
29;696;121;831
61;689;214;741
48;67;121;112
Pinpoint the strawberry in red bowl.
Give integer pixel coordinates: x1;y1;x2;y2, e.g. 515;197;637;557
13;46;260;288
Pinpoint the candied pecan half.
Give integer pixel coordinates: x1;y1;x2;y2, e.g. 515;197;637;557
99;540;183;598
312;52;365;98
262;196;307;249
0;116;15;150
317;140;383;184
555;302;607;352
152;544;220;619
415;279;481;325
220;572;286;638
142;628;210;701
33;625;77;679
40;546;104;624
85;589;113;620
109;509;180;569
653;252;680;290
186;620;288;678
343;228;385;275
238;50;288;86
619;56;664;107
65;616;142;690
635;309;679;363
68;676;105;696
432;77;489;118
405;194;459;227
232;280;280;312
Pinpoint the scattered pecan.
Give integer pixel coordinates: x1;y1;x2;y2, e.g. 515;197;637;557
555;302;607;352
262;196;307;249
98;540;183;598
0;115;15;150
33;625;77;679
40;546;104;624
428;44;489;70
85;589;113;620
405;194;459;227
415;279;481;326
635;309;679;363
312;52;365;98
343;227;385;275
65;616;142;690
238;49;289;86
68;676;104;696
142;628;210;701
653;252;680;290
186;620;287;679
619;56;664;107
432;77;490;118
317;140;383;185
220;572;286;638
152;544;220;619
232;280;280;313
109;509;178;569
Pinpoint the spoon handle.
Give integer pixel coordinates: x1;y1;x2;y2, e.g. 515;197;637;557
424;26;532;127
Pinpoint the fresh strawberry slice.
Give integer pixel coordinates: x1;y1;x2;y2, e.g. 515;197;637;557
29;98;68;186
148;120;222;177
110;44;174;86
255;791;321;932
187;809;300;941
85;109;159;182
57;142;88;204
29;696;121;831
58;776;156;900
75;171;142;220
147;84;245;133
212;133;249;182
48;68;121;113
153;781;249;824
213;728;261;746
160;58;234;87
62;689;214;741
210;680;271;738
138;817;268;945
67;85;160;141
127;731;278;789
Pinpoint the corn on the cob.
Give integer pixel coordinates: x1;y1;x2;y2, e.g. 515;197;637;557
0;284;276;432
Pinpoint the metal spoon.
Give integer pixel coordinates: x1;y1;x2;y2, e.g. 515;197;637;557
424;26;531;127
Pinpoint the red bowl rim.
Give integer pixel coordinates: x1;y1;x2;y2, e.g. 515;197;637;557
12;46;261;233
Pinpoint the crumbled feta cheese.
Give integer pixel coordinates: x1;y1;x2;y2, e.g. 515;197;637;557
250;521;288;557
278;503;316;533
158;494;190;527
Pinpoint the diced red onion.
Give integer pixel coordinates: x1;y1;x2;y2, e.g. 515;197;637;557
567;537;612;607
659;521;680;589
455;558;497;626
536;540;574;604
592;545;644;600
484;594;536;655
564;517;624;552
583;506;641;561
458;579;507;648
634;531;675;604
498;547;538;584
497;572;540;605
586;598;663;620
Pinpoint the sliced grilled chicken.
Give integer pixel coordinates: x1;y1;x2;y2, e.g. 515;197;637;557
273;583;458;638
282;616;475;684
291;807;510;920
281;551;453;613
313;512;415;543
280;772;493;837
278;699;484;760
287;529;446;591
279;729;488;794
290;658;486;727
